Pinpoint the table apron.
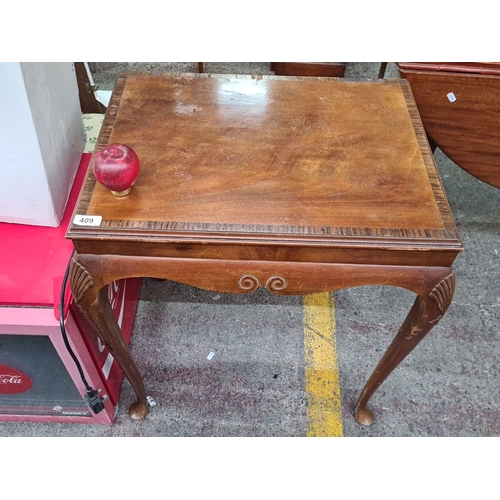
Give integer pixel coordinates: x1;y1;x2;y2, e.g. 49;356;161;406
73;253;454;297
71;239;460;268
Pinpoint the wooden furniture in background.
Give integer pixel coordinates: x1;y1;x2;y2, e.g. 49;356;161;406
272;62;346;77
398;62;500;189
67;73;462;426
74;62;107;114
378;62;388;79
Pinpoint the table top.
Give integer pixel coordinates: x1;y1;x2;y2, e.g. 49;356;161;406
67;73;461;255
398;62;500;75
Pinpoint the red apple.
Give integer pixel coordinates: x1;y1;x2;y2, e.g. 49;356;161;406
92;143;140;196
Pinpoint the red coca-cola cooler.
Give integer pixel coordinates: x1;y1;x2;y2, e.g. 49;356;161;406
0;154;141;424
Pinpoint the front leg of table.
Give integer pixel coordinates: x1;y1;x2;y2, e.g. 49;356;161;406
69;254;149;419
354;269;455;425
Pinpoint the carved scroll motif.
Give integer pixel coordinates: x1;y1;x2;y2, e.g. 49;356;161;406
265;276;288;292
238;274;288;293
70;260;95;307
238;274;260;292
428;273;455;325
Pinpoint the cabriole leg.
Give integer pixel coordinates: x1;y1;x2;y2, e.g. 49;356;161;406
70;255;149;419
354;271;456;425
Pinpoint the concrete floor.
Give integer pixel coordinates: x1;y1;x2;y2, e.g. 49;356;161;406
90;61;400;90
1;62;499;437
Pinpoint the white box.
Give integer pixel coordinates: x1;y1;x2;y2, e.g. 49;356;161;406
0;62;85;227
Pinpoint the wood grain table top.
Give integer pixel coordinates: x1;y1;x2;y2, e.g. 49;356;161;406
67;73;461;253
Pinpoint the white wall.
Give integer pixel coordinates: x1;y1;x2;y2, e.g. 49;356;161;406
0;62;85;227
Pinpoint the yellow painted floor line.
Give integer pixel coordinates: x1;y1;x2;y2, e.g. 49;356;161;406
303;292;343;437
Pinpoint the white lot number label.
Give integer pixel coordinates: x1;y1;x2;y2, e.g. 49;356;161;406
73;214;103;227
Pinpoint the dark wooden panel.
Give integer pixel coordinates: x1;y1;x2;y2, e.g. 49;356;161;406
273;62;345;77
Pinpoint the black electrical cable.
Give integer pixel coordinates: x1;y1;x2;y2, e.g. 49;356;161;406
59;250;105;414
59;249;91;388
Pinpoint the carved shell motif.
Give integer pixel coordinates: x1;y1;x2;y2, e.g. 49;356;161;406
70;260;95;306
428;273;455;325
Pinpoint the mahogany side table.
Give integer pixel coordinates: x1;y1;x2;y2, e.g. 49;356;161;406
66;73;463;425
